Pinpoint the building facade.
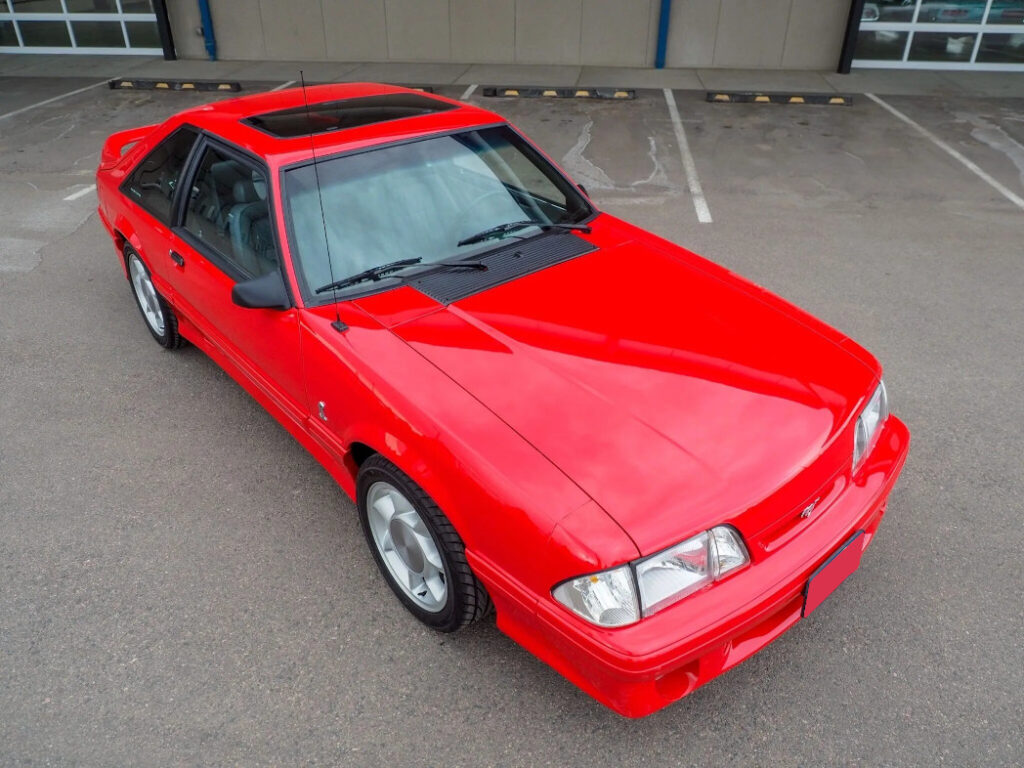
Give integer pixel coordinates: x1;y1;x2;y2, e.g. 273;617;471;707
1;1;1022;72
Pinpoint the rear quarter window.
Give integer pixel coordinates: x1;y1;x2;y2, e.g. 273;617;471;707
121;126;199;224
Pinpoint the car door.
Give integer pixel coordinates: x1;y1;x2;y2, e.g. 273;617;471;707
168;136;307;428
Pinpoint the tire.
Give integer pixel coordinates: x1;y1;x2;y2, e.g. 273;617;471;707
357;454;491;632
124;245;183;350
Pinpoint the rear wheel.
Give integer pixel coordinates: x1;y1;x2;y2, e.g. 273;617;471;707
125;246;182;350
357;454;491;632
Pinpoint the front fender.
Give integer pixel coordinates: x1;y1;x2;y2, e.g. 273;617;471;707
300;308;591;599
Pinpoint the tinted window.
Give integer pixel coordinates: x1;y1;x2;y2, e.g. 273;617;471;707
183;146;278;278
122;127;198;223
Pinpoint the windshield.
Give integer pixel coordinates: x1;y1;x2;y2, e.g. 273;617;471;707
283;125;592;300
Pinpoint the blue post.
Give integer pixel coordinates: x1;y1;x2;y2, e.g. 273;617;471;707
655;0;672;69
197;0;217;61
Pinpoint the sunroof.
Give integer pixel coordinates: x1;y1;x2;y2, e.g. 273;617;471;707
243;93;458;138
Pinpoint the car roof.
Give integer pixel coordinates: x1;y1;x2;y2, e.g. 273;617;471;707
172;82;506;167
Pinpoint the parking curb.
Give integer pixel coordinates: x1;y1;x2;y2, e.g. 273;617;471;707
482;86;635;100
108;78;241;92
706;92;853;106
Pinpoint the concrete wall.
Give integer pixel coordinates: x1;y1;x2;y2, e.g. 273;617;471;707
167;0;849;69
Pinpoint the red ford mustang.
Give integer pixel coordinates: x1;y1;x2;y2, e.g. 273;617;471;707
96;83;909;717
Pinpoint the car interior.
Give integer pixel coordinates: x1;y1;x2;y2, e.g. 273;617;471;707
184;151;278;278
123;128;198;223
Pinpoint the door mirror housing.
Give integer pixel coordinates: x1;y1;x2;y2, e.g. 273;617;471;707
231;270;290;310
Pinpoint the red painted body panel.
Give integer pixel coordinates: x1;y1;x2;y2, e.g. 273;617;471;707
396;216;877;557
95;83;910;718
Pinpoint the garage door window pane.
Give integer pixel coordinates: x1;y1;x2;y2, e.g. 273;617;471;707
988;2;1024;23
120;0;154;12
65;0;120;11
854;30;909;60
0;21;18;46
18;20;71;47
909;32;977;61
918;0;987;22
72;20;125;47
125;20;159;48
870;1;917;22
9;0;63;12
976;33;1024;62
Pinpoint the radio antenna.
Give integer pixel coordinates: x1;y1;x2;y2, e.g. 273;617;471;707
299;70;347;333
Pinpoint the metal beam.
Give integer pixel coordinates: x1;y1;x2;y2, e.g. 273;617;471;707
151;0;176;61
838;0;867;74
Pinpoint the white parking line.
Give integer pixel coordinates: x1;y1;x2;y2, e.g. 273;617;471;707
460;84;478;101
866;92;1024;213
63;184;96;202
663;88;713;224
0;79;112;123
270;80;296;92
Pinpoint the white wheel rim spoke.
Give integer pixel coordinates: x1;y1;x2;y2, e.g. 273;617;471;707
366;481;447;613
129;255;165;336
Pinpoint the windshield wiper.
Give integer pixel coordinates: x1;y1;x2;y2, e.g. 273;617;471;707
314;257;422;294
425;256;488;272
456;219;591;248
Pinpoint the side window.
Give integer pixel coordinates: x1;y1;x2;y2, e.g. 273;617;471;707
122;127;198;223
182;146;278;278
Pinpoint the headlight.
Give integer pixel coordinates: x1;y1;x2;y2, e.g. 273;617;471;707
552;565;639;627
636;526;749;617
853;380;888;470
552;526;749;627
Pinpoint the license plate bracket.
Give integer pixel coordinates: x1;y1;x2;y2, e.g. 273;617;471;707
802;530;865;617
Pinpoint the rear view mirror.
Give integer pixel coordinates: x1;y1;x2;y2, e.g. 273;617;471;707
231;270;290;310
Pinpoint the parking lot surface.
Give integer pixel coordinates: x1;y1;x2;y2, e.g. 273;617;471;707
1;77;1022;767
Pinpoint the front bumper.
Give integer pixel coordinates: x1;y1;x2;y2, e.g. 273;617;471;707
490;415;910;718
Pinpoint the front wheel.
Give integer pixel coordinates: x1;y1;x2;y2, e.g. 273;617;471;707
357;455;491;632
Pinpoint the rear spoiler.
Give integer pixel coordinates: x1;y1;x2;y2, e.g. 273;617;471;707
98;124;158;170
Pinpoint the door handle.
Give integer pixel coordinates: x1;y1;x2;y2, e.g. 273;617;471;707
169;250;185;268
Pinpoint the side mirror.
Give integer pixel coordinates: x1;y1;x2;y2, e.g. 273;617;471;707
578;183;590;198
231;270;290;310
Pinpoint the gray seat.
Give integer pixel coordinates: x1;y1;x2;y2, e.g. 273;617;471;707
227;177;275;276
209;160;250;230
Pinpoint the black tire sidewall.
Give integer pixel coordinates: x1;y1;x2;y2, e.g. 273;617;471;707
356;458;464;632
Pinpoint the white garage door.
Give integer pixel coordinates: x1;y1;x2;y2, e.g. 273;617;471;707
0;0;161;55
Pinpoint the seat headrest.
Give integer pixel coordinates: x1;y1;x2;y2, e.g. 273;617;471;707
233;179;260;204
210;160;247;187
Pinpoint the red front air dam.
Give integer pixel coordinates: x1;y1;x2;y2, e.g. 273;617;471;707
802;530;865;617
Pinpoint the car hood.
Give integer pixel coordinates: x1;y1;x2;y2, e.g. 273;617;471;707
387;233;878;555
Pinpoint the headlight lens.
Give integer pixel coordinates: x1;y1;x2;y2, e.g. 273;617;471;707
551;565;639;627
552;526;749;626
853;380;888;470
636;526;749;617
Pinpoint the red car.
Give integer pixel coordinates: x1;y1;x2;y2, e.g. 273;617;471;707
96;83;909;718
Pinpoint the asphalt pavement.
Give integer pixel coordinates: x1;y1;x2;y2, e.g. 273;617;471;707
0;73;1022;767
